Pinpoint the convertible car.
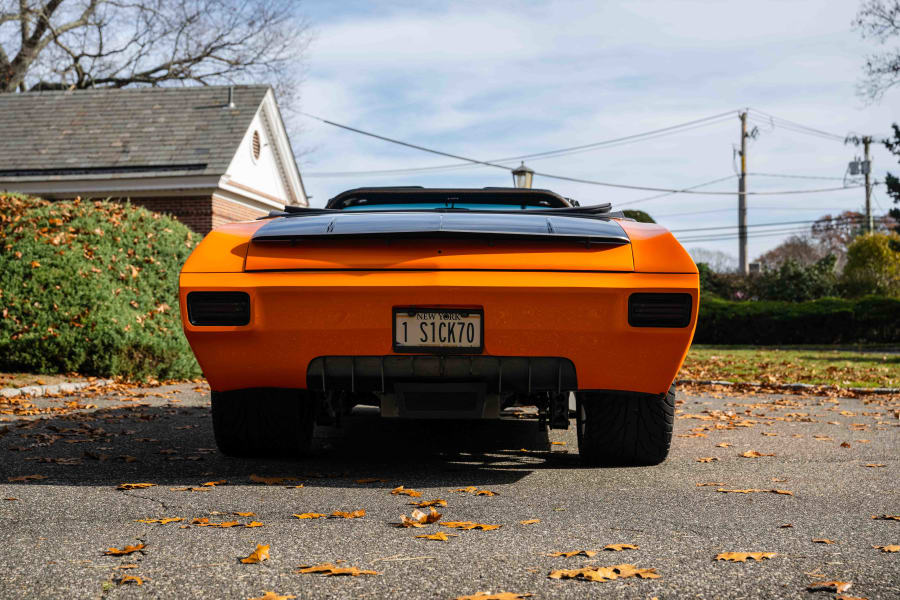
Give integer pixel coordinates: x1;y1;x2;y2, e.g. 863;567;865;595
179;187;698;465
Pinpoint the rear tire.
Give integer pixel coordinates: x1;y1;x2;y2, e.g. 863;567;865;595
211;388;316;458
576;385;675;466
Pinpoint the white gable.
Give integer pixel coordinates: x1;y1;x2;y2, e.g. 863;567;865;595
221;90;308;208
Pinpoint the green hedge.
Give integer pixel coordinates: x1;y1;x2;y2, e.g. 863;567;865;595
0;194;201;379
695;294;900;345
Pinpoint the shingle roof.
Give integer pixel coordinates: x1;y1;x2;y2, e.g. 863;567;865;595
0;85;270;180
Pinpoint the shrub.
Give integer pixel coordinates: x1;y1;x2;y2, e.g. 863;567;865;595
752;255;837;302
840;232;900;297
622;209;655;223
695;294;900;345
0;194;201;379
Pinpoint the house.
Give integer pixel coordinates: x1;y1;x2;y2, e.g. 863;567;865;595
0;85;307;233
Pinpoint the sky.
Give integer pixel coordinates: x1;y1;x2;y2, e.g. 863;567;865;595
291;0;899;263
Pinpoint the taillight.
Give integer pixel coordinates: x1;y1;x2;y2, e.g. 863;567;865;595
187;292;250;326
628;293;692;328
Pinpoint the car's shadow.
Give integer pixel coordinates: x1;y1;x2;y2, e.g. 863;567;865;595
0;403;585;490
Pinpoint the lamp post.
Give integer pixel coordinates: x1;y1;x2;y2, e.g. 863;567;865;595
512;161;534;189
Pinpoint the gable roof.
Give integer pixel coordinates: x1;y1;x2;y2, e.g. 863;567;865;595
0;85;283;180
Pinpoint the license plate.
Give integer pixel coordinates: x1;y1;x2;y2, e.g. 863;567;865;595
393;308;483;353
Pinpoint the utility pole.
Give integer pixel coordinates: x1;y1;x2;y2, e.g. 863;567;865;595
863;136;872;233
738;111;748;275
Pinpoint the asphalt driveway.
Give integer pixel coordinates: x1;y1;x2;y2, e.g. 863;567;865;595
0;382;897;599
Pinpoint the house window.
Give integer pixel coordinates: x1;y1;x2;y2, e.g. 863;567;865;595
251;130;261;161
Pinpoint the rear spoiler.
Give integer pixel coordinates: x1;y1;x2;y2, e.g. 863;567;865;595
251;211;631;245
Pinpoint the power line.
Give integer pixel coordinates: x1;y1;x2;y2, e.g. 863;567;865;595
747;108;847;142
300;112;868;196
748;172;847;181
303;111;737;178
616;175;736;207
670;215;865;234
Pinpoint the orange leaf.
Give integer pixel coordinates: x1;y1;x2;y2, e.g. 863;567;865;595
416;531;458;541
440;521;501;531
250;474;290;485
292;513;326;520
812;539;835;544
715;552;776;562
806;581;852;593
476;490;498;496
295;563;378;576
240;544;270;564
30;261;40;268
453;486;478;493
873;515;900;521
740;451;775;458
8;474;48;482
202;480;226;487
548;563;659;582
391;486;422;497
696;482;727;487
248;592;296;600
116;482;154;490
246;521;264;528
453;593;532;600
696;457;718;463
329;509;365;519
874;545;899;552
548;550;597;558
865;464;886;468
715;442;732;448
135;517;182;524
355;478;388;484
104;543;146;556
603;544;639;551
118;575;143;586
234;512;256;517
519;519;541;525
409;499;447;508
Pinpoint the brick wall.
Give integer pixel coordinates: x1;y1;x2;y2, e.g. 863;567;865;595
211;195;268;230
120;196;215;234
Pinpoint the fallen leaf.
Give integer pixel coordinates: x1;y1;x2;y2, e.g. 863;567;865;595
548;550;597;558
780;524;794;528
4;498;19;501
330;509;366;519
454;486;478;493
812;539;835;544
604;544;639;551
548;563;659;582
356;478;388;484
8;474;47;482
116;482;154;490
551;441;566;446
865;464;885;468
520;519;541;525
247;592;296;600
476;490;498;496
234;512;256;517
398;507;442;528
118;575;142;586
416;531;458;541
440;521;501;531
249;474;290;485
740;451;775;458
409;499;447;508
240;544;270;564
715;552;776;562
295;563;378;576
806;581;852;593
246;521;264;528
104;543;146;556
202;480;226;487
135;517;182;524
169;486;209;492
696;457;718;463
716;488;793;496
715;442;732;448
391;486;422;498
873;545;899;552
292;513;326;519
453;593;532;600
696;482;727;487
873;515;900;521
840;442;851;448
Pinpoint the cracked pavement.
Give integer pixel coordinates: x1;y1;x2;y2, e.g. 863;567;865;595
0;383;897;599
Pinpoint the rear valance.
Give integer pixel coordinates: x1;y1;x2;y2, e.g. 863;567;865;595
251;212;630;245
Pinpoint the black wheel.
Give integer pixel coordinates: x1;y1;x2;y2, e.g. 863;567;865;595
211;388;316;458
576;385;675;466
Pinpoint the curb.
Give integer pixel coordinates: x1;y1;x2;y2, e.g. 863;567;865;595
0;379;114;400
675;379;899;395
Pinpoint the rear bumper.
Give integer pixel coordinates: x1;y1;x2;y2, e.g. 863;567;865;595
180;270;698;395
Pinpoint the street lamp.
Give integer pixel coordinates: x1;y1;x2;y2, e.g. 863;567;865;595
512;161;534;189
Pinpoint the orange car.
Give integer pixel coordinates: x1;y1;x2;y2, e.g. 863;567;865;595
180;187;698;464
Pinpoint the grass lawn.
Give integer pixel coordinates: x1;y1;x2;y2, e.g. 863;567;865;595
682;345;900;389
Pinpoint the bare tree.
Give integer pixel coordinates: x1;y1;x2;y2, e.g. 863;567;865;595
754;235;825;268
0;0;310;99
854;0;900;99
687;248;737;273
